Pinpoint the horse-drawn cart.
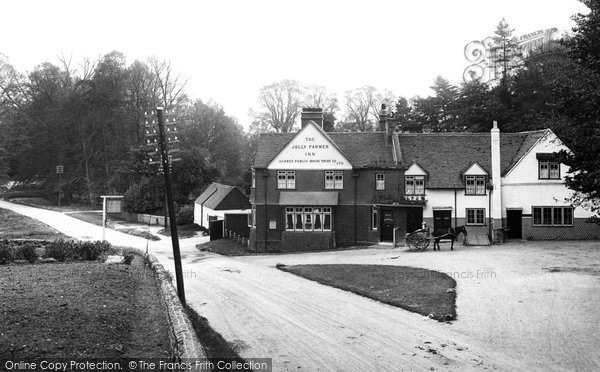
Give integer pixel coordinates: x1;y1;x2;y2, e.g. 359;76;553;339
405;225;467;252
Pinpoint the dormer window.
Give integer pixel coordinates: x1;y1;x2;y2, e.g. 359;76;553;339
405;176;424;195
465;175;486;195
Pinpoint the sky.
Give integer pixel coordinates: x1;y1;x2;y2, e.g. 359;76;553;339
1;0;589;129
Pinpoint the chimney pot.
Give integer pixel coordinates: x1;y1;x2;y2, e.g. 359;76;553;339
301;107;324;128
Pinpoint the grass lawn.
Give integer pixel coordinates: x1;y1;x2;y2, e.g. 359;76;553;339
0;208;68;240
7;197;98;212
279;264;457;321
67;210;126;225
158;224;203;239
0;257;171;358
67;211;160;241
196;239;249;256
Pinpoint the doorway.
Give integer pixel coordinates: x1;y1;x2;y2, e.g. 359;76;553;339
380;208;394;242
406;208;423;233
506;209;522;239
433;210;452;235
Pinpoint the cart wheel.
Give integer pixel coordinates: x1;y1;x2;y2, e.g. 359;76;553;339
415;236;430;251
406;234;419;252
407;234;429;252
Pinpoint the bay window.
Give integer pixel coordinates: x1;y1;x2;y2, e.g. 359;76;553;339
285;207;332;231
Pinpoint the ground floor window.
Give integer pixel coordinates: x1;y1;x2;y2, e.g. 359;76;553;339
533;206;573;226
285;207;332;231
466;208;485;225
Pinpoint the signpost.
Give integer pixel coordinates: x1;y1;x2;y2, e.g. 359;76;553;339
101;195;123;244
143;107;185;304
56;164;64;207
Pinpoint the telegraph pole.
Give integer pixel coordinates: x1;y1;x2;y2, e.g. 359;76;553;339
56;164;64;208
144;107;185;304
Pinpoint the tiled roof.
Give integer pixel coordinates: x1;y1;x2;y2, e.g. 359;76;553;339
254;131;397;168
194;182;251;210
253;127;548;189
396;130;547;188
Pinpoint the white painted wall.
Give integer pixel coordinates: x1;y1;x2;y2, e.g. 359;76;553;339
193;205;251;229
423;189;489;218
501;132;594;218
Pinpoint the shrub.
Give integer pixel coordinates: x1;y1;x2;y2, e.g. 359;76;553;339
123;177;163;214
123;253;135;265
78;240;111;261
18;244;38;263
0;244;15;264
176;205;194;225
44;239;74;262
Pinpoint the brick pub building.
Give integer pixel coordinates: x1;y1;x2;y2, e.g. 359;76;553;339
249;108;600;252
250;108;427;252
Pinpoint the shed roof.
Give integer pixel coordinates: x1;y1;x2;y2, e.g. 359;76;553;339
194;182;251;210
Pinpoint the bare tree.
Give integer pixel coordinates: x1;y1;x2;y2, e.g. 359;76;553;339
256;79;303;133
148;57;188;109
341;86;379;132
303;85;339;113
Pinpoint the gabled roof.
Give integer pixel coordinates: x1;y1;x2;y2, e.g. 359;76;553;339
396;130;547;188
462;161;488;176
267;121;353;170
405;162;428;176
254;130;397;169
194;182;251;210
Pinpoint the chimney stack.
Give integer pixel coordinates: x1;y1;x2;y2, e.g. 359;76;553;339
301;107;324;128
379;104;393;146
490;120;502;230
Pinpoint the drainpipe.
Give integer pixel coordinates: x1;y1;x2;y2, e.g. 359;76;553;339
263;170;269;253
488;187;492;240
353;171;358;246
454;188;457;228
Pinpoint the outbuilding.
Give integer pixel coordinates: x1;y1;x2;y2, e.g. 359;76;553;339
194;182;251;231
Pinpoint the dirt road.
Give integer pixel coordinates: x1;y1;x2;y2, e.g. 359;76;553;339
4;201;598;371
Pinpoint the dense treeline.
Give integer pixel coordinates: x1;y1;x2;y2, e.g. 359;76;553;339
0;52;249;208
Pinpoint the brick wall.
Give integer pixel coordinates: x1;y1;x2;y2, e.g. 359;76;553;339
253;168;406;205
280;231;335;252
522;217;600;240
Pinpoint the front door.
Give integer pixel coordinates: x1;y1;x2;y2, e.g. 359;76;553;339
406;208;423;233
380;208;394;242
433;210;452;235
506;210;522;239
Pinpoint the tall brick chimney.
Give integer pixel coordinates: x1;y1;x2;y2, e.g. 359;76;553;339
379;104;392;146
301;107;324;128
490;120;502;230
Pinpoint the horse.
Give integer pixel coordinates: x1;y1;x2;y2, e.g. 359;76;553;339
433;225;468;251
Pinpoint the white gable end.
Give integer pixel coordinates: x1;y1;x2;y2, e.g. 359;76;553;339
268;123;352;170
463;162;488;176
503;131;569;182
405;163;427;176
